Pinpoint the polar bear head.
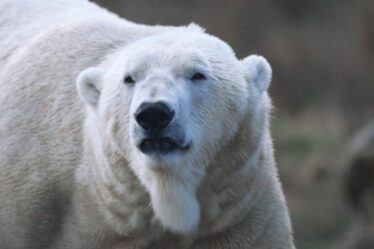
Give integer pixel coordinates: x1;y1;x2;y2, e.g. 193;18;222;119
76;27;272;234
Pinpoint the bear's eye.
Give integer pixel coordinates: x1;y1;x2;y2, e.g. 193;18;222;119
191;72;206;81
124;75;136;84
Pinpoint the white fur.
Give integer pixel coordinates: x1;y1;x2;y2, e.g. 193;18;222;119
242;55;272;92
76;67;103;107
150;177;200;233
0;1;295;248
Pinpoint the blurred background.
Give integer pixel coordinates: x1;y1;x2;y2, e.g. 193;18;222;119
93;1;374;248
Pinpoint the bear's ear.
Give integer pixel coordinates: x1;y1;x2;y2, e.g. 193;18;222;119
76;67;103;108
187;23;205;33
242;55;272;92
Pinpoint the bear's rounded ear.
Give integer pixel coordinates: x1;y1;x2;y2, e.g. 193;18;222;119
187;23;205;33
242;55;272;92
76;67;103;108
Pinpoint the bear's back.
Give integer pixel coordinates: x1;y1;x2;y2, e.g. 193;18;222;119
0;1;132;247
0;0;128;179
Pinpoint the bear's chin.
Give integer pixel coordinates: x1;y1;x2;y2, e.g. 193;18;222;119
150;179;200;234
139;151;187;171
131;154;201;234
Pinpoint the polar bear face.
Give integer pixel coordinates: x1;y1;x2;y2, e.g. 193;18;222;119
76;29;272;233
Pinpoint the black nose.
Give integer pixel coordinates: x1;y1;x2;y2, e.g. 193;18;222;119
135;102;174;131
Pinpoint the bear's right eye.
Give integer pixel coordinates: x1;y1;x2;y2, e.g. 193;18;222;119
124;75;136;84
191;72;207;82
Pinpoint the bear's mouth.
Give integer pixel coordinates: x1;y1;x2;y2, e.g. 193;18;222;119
139;137;190;155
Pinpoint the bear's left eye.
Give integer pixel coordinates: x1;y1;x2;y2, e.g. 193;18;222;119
191;72;206;81
124;75;136;84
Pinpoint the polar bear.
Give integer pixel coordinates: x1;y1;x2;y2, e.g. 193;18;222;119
0;0;295;249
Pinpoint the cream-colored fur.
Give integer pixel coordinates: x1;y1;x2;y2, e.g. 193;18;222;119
0;0;295;248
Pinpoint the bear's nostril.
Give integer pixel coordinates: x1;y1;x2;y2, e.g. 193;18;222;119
135;102;174;131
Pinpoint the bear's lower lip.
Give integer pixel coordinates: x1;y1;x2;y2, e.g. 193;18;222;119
139;137;190;155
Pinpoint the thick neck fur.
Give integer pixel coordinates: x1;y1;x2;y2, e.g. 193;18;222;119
76;102;284;248
196;102;272;237
78;117;154;235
